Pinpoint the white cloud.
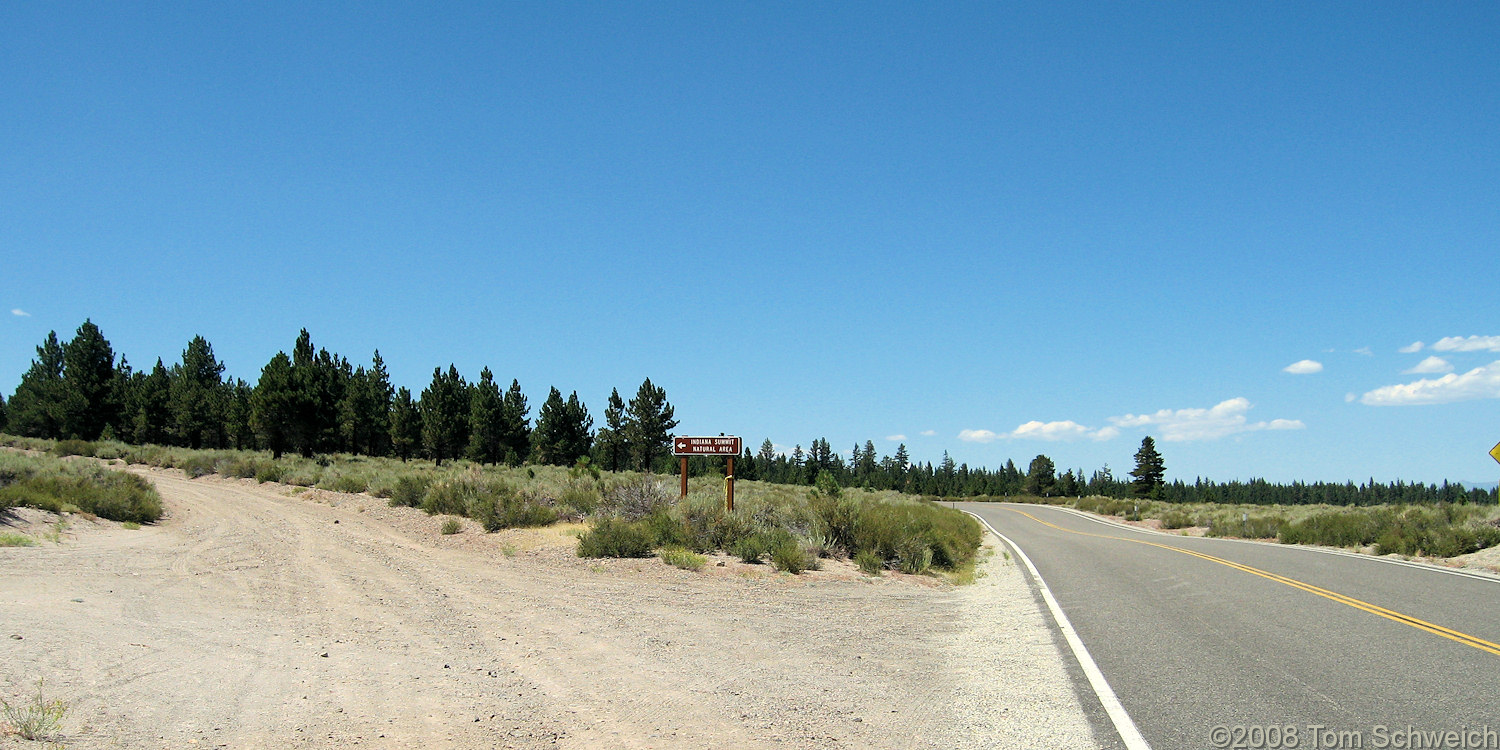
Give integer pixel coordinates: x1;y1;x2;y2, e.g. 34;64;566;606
1008;420;1118;442
1108;398;1305;442
1405;356;1453;375
1359;360;1500;406
1283;359;1323;374
10;309;30;317
960;421;1119;443
1354;346;1373;356
1399;341;1424;354
885;434;906;442
1433;335;1500;353
1345;393;1357;403
919;430;936;437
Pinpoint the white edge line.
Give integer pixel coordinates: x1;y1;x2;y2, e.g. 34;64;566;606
966;511;1154;750
1030;504;1500;584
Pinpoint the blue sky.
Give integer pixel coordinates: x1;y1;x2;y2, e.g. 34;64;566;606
3;2;1498;484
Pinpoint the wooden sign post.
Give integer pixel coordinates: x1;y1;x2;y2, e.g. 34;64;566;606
673;436;742;511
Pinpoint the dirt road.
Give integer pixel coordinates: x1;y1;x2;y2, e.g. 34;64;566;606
1;467;1101;748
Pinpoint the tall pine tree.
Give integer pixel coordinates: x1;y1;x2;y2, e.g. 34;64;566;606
1025;454;1057;496
7;331;67;439
365;351;394;457
1130;436;1166;498
60;319;119;440
497;379;530;466
624;378;677;472
389;386;421;461
420;365;468;466
466;367;504;465
169;335;226;449
251;352;296;459
532;388;593;466
592;388;627;472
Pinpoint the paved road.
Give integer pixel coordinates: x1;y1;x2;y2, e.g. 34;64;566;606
960;502;1500;750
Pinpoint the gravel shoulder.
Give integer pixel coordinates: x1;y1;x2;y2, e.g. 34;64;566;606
1;466;1102;748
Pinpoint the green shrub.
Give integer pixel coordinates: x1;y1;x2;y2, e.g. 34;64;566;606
220;457;263;479
424;477;478;516
1280;510;1384;548
732;533;771;564
180;453;223;479
659;545;707;571
558;476;601;516
0;532;36;547
51;440;96;457
323;474;368;494
813;470;841;498
388;475;431;507
121;521;141;530
440;517;463;535
644;506;692;549
769;538;817;574
281;465;323;487
1206;512;1285;539
0;452;162;523
895;536;934;574
855;549;883;575
604;476;672;521
1160;509;1195;529
577;516;655;558
255;464;287;484
0;678;67;741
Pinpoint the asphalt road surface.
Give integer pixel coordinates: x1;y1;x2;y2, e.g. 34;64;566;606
960;502;1500;750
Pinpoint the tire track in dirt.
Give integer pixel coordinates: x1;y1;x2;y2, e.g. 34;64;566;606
2;464;1104;749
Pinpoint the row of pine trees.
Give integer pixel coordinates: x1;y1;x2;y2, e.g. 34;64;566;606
1;321;678;471
3;321;1493;505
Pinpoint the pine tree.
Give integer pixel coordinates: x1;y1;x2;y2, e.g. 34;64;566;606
289;330;320;457
0;392;7;433
225;378;256;449
170;335;227;449
60;319;119;440
531;388;593;465
892;443;910;486
7;331;67;439
365;351;394;457
560;390;593;463
623;378;677;472
757;438;776;466
466;367;504;465
592;388;627;472
420;365;468;466
531;387;569;465
338;365;374;454
251;352;296;459
389;386;421;461
1058;469;1079;497
1025;454;1057;496
1130;436;1166;498
498;379;530;466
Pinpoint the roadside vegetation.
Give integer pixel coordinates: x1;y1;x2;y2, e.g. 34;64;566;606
0;445;162;523
978;492;1500;559
1;435;983;575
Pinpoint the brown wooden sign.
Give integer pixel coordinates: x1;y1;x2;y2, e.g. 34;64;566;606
673;436;742;511
673;436;742;456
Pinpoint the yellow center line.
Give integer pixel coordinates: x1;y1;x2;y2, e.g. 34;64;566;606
1006;507;1500;658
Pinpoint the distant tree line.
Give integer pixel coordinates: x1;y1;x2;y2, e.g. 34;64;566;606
3;321;677;470
692;435;1496;507
5;321;1494;506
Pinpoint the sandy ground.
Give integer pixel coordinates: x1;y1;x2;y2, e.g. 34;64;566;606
0;467;1102;749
